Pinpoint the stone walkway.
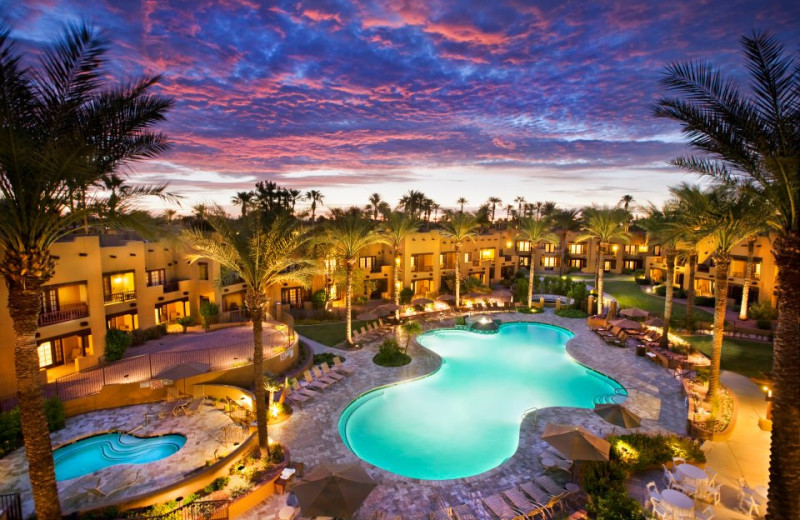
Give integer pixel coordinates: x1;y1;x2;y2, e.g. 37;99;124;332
247;309;687;519
0;402;239;517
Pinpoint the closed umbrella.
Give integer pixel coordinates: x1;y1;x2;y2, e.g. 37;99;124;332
619;307;649;318
609;318;642;330
541;423;611;462
645;317;664;328
293;462;377;520
490;289;513;301
594;403;641;434
411;298;434;306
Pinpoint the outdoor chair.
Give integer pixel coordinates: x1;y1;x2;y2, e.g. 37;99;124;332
320;362;345;381
450;504;480;520
541;454;572;473
650;499;669;520
284;387;309;406
503;488;548;520
303;370;330;391
428;508;452;520
481;493;522;520
535;475;566;497
158;398;189;418
695;505;715;520
662;464;677;489
183;397;204;415
333;356;355;375
312;365;338;385
292;379;318;397
519;481;551;508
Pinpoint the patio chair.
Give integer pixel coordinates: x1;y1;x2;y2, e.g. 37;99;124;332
428;508;452;520
284;387;309;406
662;464;678;489
503;488;548;520
303;370;330;391
650;498;669;520
481;493;522;520
450;504;480;520
158;398;189;418
333;356;355;375
292;379;318;397
695;505;715;520
320;362;345;381
645;481;662;509
183;397;205;415
535;475;567;496
312;365;338;385
519;481;551;508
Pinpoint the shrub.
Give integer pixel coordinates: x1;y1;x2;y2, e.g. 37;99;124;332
131;324;168;345
555;308;588;319
609;433;705;473
567;283;588;309
654;285;687;299
373;338;411;367
269;443;285;464
1;398;66;457
693;296;715;307
354;295;369;306
749;300;778;321
634;277;651;285
199;301;220;331
203;476;229;494
313;352;343;365
756;319;772;330
104;328;132;362
311;289;329;309
176;315;195;333
454;316;467;326
45;397;65;431
589;490;648;520
517;306;543;314
399;287;414;304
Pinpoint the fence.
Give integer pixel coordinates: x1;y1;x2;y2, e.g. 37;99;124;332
0;317;295;412
0;492;22;520
123;499;229;520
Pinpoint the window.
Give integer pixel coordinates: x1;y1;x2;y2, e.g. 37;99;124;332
624;245;638;255
147;268;166;286
624;260;638;270
463;252;472;263
604;260;614;272
519;256;531;267
103;271;136;304
37;338;65;368
570;259;585;268
198;262;209;281
543;243;556;253
411;254;433;272
41;287;59;314
440;252;456;270
359;256;377;272
479;248;495;261
107;311;138;331
652;245;662;256
281;287;307;306
569;243;586;255
412;279;432;295
541;256;557;268
516;240;531;252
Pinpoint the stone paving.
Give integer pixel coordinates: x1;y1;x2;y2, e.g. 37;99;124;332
0;401;238;517
259;309;688;519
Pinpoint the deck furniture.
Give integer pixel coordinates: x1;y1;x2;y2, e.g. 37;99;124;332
503;488;548;520
303;370;330;391
481;493;522;520
321;363;345;381
333;356;355;375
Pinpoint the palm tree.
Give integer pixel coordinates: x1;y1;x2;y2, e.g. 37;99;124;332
0;24;173;520
487;196;502;222
367;193;383;221
323;213;388;345
183;212;315;455
398;190;426;218
383;212;420;319
669;184;709;329
519;216;558;307
577;206;631;315
163;209;178;223
456;197;468;213
514;196;526;220
232;191;254;217
286;189;302;216
553;208;580;275
640;203;681;346
440;211;480;308
504;204;515;222
305;190;324;222
400;320;422;354
654;33;800;516
618;194;635;231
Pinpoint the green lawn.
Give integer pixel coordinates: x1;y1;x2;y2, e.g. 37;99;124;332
602;280;713;323
682;335;773;379
295;320;367;346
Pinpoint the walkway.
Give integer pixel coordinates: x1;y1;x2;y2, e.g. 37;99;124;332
243;309;687;519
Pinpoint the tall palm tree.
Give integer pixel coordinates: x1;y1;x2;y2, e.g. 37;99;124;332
163;209;178;223
456;197;468;213
0;24;173;520
286;189;302;216
640;203;681;346
440;211;480;308
323;213;388;345
519;216;558;307
183;212;315;455
487;196;502;222
654;32;800;517
514;196;526;221
618;194;635;231
553;208;580;274
232;191;254;217
398;190;426;218
383;212;420;319
669;184;709;329
577;206;631;315
305;190;324;222
367;193;383;221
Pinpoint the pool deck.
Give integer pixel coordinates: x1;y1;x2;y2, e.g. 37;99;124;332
252;310;688;519
0;401;239;517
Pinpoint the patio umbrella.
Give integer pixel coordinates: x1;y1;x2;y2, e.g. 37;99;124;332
356;311;378;321
490;289;513;301
619;307;649;319
645;317;664;328
541;423;611;462
377;303;403;312
609;318;642;330
437;294;455;301
156;362;210;394
293;462;377;520
372;307;392;317
594;403;641;434
411;298;434;306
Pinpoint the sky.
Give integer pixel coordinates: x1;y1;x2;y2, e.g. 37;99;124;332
4;0;799;216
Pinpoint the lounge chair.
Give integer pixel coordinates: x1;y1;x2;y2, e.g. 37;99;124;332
450;504;480;520
520;480;552;510
183;397;205;415
333;356;355;375
481;492;523;520
541;453;573;473
503;488;548;520
535;475;567;497
312;365;338;385
292;379;318;397
428;508;452;520
284;387;309;406
159;398;189;418
303;370;330;391
321;362;345;381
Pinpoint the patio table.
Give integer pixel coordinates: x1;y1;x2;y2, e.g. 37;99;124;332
676;463;708;484
278;506;296;520
661;489;694;518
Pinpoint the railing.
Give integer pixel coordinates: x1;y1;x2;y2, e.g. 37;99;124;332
124;499;229;520
411;266;434;273
163;280;181;292
0;492;23;520
38;302;89;326
440;263;456;270
104;290;136;304
219;309;249;323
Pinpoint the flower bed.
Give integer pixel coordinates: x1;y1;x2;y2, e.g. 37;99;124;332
684;379;738;441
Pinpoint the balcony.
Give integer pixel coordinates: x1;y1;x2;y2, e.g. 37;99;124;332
163;280;181;292
104;291;136;304
440;263;456;270
411;265;434;273
731;271;759;280
38;302;89;326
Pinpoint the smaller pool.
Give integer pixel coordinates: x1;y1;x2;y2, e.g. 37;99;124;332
54;432;186;481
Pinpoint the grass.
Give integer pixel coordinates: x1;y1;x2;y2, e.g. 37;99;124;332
555;308;589;319
682;335;773;379
602;279;713;323
295;320;367;346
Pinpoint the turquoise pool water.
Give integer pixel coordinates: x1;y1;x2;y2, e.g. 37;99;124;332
54;432;186;481
339;322;626;480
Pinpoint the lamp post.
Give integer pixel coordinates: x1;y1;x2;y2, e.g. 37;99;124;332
758;385;773;431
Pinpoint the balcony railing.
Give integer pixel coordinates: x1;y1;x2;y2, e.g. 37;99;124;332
440;263;456;270
731;271;760;280
163;280;181;292
411;265;434;273
39;302;89;326
104;291;136;304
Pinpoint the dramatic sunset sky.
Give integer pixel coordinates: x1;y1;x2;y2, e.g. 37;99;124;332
5;1;800;215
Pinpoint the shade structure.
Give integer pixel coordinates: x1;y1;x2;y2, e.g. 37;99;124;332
465;291;485;299
293;462;377;520
541;423;611;461
619;307;649;318
356;311;378;321
411;298;434;306
377;303;403;312
594;403;642;429
645;317;665;327
437;294;455;301
156;362;210;381
490;289;513;301
609;318;642;330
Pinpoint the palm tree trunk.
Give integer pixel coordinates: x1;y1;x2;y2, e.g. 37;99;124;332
8;285;62;520
661;249;676;348
250;304;269;457
454;243;462;308
685;252;697;329
596;250;604;315
527;263;535;308
766;232;800;520
739;239;755;320
707;254;730;401
346;262;353;345
393;247;401;321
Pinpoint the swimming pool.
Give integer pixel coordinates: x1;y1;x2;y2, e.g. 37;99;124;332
339;322;626;480
54;432;186;481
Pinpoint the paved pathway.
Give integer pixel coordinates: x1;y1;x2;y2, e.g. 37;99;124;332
244;309;687;519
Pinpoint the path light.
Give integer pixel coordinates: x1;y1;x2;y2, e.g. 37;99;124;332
480;316;491;324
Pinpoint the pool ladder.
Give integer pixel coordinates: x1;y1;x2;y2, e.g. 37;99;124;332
522;406;540;429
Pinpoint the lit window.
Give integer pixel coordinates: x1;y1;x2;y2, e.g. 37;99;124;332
569;244;585;255
543;243;556;253
480;248;495;261
198;262;209;281
37;342;53;368
541;257;557;268
516;240;531;252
